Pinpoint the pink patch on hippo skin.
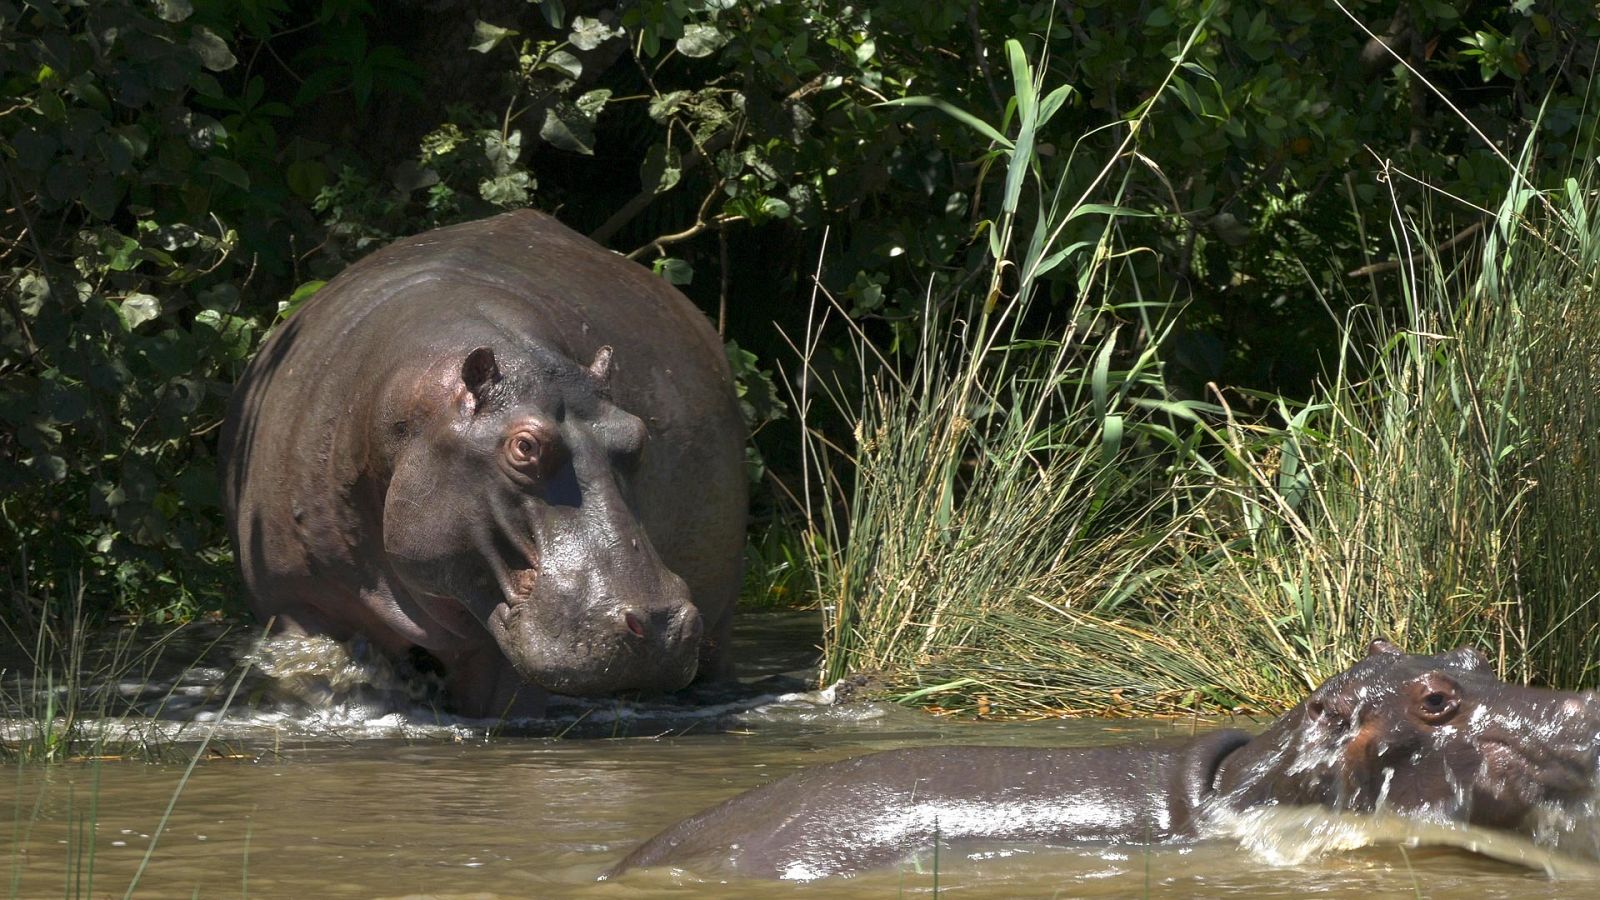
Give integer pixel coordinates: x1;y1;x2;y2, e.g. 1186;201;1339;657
508;568;539;601
625;611;646;639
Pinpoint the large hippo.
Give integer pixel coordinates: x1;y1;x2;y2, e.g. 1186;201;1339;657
605;641;1600;880
220;210;747;717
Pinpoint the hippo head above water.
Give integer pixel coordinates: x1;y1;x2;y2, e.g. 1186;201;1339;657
378;341;702;696
605;641;1600;880
1213;639;1600;831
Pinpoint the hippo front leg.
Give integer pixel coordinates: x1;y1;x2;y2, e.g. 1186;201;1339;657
440;644;549;719
697;589;738;683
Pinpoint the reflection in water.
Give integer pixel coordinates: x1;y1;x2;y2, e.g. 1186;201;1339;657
4;610;1600;898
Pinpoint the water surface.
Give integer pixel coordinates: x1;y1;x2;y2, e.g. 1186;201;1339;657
5;611;1599;898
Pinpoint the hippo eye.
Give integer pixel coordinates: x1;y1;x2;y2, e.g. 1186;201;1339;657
1412;675;1461;724
504;427;558;478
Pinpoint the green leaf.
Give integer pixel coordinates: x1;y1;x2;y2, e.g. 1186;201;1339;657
21;0;65;28
648;90;691;123
471;20;518;54
30;454;68;483
1035;83;1074;128
152;0;192;22
537;0;565;28
121;293;162;331
576;87;611;117
286;160;329;199
1031;240;1093;278
540;49;582;79
570;16;623;51
761;196;791;219
540;102;597;155
1066;203;1156;221
653;257;693;285
34;90;66;123
479;171;534;206
189;26;237;72
676;23;728;58
200;157;250;189
101;233;142;271
854;37;876;66
483;128;523;173
876;97;1012;149
1091;328;1119;421
82;171;121;220
277;280;325;320
1005;40;1036;120
1100;414;1124;468
640;142;682;194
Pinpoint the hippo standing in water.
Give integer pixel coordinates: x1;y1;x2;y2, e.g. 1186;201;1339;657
605;641;1600;880
220;210;747;717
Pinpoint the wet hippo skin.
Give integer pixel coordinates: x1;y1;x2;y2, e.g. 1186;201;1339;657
220;210;746;717
605;641;1600;880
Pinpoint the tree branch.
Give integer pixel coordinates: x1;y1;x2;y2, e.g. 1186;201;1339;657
1345;220;1483;278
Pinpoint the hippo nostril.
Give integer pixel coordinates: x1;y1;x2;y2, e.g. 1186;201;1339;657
624;611;647;639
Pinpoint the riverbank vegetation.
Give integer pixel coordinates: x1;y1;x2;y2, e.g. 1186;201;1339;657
4;1;1599;718
804;50;1600;714
811;147;1600;715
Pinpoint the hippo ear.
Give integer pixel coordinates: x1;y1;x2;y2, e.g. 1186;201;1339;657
588;345;614;384
1366;638;1403;657
460;346;501;414
1445;645;1491;671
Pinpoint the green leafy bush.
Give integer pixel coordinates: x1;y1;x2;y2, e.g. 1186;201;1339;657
2;0;1597;640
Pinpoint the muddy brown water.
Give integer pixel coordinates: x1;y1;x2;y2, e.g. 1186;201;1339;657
5;611;1600;899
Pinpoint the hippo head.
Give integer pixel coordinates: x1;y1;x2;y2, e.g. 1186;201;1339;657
378;341;703;696
1220;640;1600;830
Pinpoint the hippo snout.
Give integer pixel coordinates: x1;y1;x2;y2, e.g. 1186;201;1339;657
488;566;704;697
620;603;703;646
1568;690;1600;716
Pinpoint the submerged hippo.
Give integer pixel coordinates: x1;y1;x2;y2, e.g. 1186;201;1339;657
220;210;746;717
605;641;1600;880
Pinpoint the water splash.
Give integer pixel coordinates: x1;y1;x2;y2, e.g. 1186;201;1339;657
1213;805;1600;878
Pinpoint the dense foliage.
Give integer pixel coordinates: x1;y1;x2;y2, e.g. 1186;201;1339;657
1;0;1596;626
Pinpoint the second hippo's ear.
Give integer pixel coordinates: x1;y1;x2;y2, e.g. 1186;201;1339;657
1366;638;1403;657
588;345;614;384
460;346;501;414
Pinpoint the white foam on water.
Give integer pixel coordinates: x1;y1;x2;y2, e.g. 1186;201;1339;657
1211;804;1600;878
0;630;884;745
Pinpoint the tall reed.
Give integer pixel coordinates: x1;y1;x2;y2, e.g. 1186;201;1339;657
800;29;1220;709
1149;150;1600;701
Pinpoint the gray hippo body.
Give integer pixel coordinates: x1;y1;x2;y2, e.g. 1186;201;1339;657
606;642;1600;879
221;210;746;717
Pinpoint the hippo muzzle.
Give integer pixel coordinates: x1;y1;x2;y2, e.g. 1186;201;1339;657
1466;689;1600;825
485;563;704;695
